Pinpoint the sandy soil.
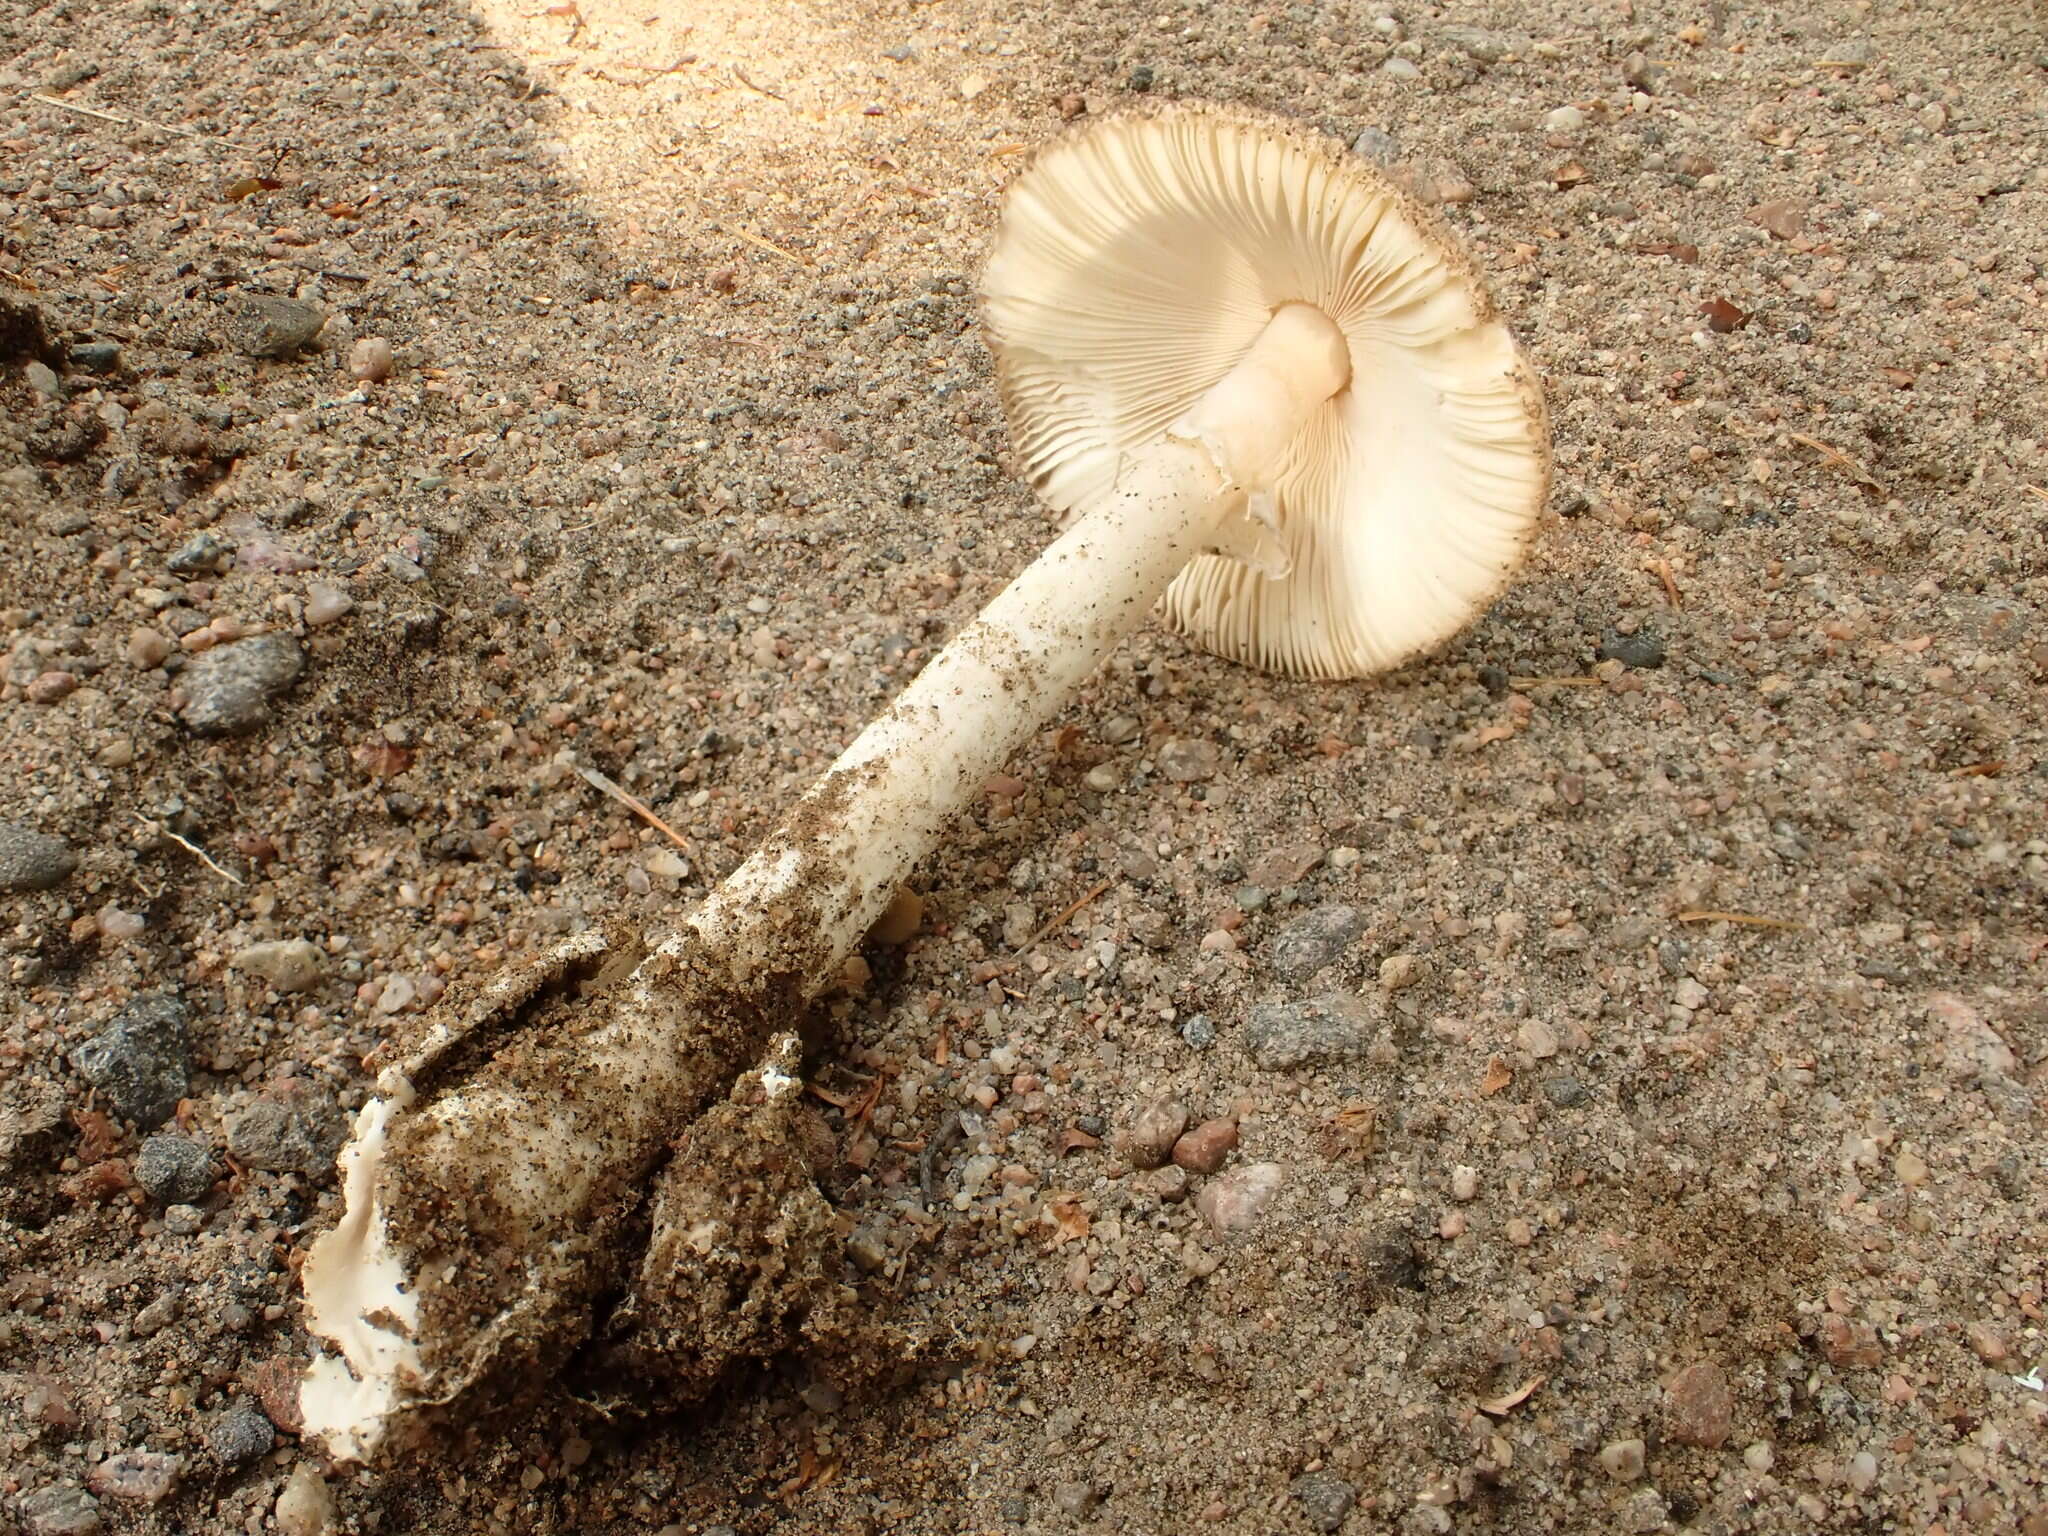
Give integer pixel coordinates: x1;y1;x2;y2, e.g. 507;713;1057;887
3;0;2045;1532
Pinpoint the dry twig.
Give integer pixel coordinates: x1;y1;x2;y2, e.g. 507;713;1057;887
1675;909;1803;931
574;763;690;850
135;813;244;885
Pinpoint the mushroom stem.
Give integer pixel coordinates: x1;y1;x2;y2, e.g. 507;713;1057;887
687;302;1351;982
297;302;1351;1461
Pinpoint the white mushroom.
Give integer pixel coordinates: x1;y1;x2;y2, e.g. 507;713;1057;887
298;102;1548;1460
984;102;1550;679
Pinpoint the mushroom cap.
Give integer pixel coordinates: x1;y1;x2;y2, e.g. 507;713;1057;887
981;102;1551;680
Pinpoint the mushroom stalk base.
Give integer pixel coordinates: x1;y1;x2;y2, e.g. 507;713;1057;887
298;304;1350;1461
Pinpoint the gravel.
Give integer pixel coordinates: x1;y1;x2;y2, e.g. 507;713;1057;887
3;0;2045;1529
0;819;75;891
68;994;190;1130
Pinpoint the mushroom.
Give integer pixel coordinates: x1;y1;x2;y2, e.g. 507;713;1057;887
298;101;1548;1460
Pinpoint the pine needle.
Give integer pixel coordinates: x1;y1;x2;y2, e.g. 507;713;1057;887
575;763;689;850
1676;909;1803;931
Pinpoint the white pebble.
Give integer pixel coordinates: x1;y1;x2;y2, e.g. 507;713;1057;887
276;1463;336;1536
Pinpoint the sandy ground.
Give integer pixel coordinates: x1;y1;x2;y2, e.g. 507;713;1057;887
3;0;2046;1531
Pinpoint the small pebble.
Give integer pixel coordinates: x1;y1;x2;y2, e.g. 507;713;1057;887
869;886;924;945
1132;1164;1189;1202
166;531;229;575
1123;1097;1188;1169
1098;714;1141;745
1544;104;1587;137
225;1080;347;1175
178;634;305;736
1180;1013;1215;1051
0;820;77;892
1541;1075;1588;1108
1157;737;1219;781
1597;629;1666;670
231;292;326;358
230;938;325;993
133;1134;216;1205
1749;197;1805;240
1965;1321;2008;1363
86;1451;180;1505
349;336;395;382
206;1404;276;1466
1267;904;1366;979
1243;993;1375;1069
1171;1116;1239;1174
1665;1361;1734;1448
17;1485;103;1536
1351;126;1400;163
24;359;62;397
70;994;190;1129
1195;1161;1284;1236
1378;952;1428;991
126;627;172;668
25;671;77;704
1599;1438;1646;1481
274;1463;336;1536
1818;1313;1883;1369
1450;1165;1480;1202
1290;1472;1358;1533
303;583;354;627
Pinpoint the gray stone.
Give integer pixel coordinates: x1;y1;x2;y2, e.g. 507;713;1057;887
230;292;326;358
226;1081;347;1175
134;1134;216;1205
0;820;76;892
1180;1013;1216;1050
1597;628;1666;670
1266;904;1366;980
69;341;122;372
1351;126;1400;164
178;634;304;735
1681;490;1727;534
1542;1075;1589;1109
1244;994;1376;1070
166;530;229;574
206;1404;276;1466
25;359;62;397
17;1485;103;1536
1291;1472;1359;1533
70;995;190;1129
